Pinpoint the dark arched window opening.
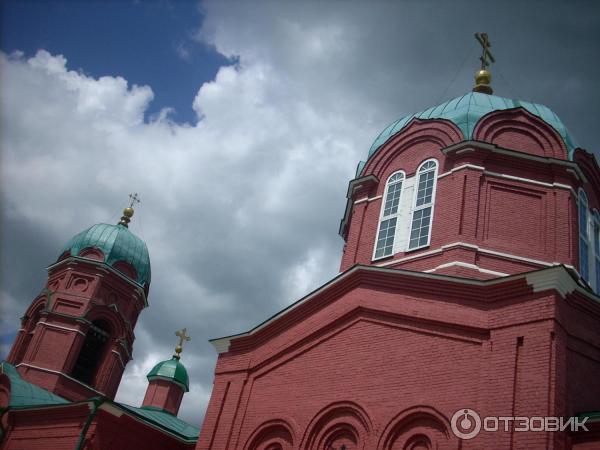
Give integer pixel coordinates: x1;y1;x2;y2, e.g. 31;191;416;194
72;320;110;386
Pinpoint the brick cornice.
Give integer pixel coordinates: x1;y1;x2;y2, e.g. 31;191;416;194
339;174;379;239
443;140;586;183
211;265;597;354
47;256;147;307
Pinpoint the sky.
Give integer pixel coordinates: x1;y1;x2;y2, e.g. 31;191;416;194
1;0;599;426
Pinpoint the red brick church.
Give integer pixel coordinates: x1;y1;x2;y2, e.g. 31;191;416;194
2;56;600;449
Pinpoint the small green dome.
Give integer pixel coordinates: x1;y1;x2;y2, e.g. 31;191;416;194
359;92;579;176
61;223;151;287
146;357;189;392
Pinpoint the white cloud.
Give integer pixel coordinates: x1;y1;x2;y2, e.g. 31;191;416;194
0;42;368;424
115;350;165;407
175;42;192;62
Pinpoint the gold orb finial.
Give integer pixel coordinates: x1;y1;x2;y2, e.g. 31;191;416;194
475;69;491;85
117;193;140;228
473;69;493;94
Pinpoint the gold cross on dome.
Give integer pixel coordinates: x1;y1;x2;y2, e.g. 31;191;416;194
475;32;495;70
129;192;141;208
174;328;191;359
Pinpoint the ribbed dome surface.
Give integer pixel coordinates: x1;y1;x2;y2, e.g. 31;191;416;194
61;223;151;286
359;92;578;176
146;358;189;392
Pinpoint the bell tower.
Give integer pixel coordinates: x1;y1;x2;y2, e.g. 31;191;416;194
6;198;151;401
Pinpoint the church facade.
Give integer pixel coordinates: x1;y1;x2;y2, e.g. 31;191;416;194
2;67;600;449
195;73;600;449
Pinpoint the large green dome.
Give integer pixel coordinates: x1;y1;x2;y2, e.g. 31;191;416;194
61;223;151;287
359;92;579;176
146;357;189;392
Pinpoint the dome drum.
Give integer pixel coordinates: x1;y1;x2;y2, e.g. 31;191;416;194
359;92;579;177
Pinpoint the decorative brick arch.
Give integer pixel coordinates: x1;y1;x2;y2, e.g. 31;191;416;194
24;294;49;318
84;307;126;340
300;401;374;450
473;107;567;159
7;294;48;365
573;149;600;209
362;119;463;180
244;419;296;450
403;434;433;450
377;406;458;450
73;306;130;395
79;247;104;261
112;260;138;280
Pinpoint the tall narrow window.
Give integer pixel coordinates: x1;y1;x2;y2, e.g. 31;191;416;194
408;160;438;250
579;190;589;282
72;320;110;386
594;211;600;293
374;172;405;259
11;306;43;365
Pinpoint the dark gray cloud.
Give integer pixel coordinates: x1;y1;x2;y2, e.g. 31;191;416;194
1;0;599;425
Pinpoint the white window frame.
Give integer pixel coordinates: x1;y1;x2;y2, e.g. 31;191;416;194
407;159;438;251
578;189;590;283
593;210;600;293
373;171;406;260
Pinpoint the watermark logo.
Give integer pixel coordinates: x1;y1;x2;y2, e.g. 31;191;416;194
450;409;588;440
451;409;481;440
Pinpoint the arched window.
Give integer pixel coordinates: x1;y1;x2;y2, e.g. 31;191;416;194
72;320;111;386
579;190;590;283
374;172;405;259
408;160;438;250
113;261;137;280
11;304;44;365
594;211;600;293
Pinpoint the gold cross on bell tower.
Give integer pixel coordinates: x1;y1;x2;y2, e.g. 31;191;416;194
473;33;495;95
174;328;191;360
475;32;495;70
129;192;141;208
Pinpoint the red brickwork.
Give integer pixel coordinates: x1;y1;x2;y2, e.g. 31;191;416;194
197;109;600;449
6;255;146;401
0;402;195;450
196;267;600;449
340;109;591;280
142;378;185;416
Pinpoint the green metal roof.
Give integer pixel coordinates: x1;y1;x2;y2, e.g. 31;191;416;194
360;92;579;176
61;223;151;286
120;404;199;442
0;361;68;408
1;361;198;442
147;357;189;392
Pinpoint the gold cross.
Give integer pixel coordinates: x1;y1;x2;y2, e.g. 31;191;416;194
475;33;495;70
129;192;141;208
174;328;191;359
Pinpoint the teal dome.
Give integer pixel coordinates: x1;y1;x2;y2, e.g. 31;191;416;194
360;92;579;175
146;357;189;392
61;223;151;287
